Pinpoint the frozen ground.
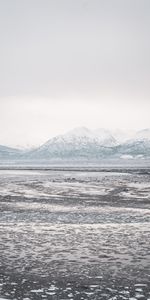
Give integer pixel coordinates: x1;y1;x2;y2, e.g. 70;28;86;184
0;167;150;300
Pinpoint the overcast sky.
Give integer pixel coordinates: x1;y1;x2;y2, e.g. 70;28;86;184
0;0;150;148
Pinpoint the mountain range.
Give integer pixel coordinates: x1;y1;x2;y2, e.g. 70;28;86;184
0;127;150;162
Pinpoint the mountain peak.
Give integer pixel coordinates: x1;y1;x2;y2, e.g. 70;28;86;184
65;127;91;137
0;127;150;161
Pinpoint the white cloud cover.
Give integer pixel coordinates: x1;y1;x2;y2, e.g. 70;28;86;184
0;98;149;148
0;0;150;147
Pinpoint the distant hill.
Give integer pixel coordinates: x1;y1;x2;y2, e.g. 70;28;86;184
24;127;150;161
0;127;150;162
0;145;23;159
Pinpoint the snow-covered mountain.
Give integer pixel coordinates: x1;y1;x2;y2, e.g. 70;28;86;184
57;127;117;147
26;127;118;160
0;145;23;159
115;129;150;159
25;127;150;160
134;129;150;141
0;127;150;161
111;129;136;143
117;139;150;159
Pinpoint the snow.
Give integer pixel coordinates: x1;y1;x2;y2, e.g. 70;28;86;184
128;182;150;189
0;167;150;299
111;129;136;143
0;127;150;161
65;126;91;137
31;127;118;161
135;128;150;140
63;127;117;146
121;155;134;159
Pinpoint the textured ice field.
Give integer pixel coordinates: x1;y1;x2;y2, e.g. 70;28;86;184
0;167;150;299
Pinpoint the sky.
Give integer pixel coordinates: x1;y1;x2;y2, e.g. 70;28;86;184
0;0;150;148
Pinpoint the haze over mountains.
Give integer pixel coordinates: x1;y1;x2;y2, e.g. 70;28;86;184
0;127;150;161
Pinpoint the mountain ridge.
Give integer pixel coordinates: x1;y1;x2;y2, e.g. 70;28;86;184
0;127;150;161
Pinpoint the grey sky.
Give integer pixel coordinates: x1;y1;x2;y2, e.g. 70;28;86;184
0;0;150;147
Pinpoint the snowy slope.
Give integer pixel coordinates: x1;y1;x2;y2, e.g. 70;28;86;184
40;127;116;147
24;127;150;160
134;128;150;141
117;139;150;158
111;129;136;143
26;127;117;159
1;127;150;161
0;145;23;159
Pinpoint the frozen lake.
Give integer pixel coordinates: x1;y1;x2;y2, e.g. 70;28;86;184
0;167;150;299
